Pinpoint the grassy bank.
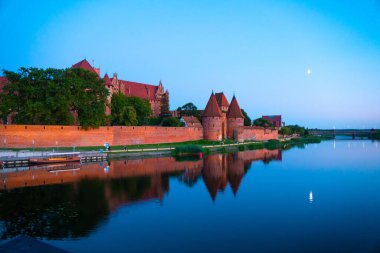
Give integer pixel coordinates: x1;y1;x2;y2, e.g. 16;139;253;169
172;135;330;157
0;135;329;157
0;139;234;152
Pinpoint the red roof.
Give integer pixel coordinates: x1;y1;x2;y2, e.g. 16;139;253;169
72;59;98;75
202;93;222;117
181;116;202;127
215;92;229;107
181;116;201;124
121;80;158;100
227;95;244;118
103;73;111;84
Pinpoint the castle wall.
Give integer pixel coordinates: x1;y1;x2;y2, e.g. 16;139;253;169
237;126;278;142
0;125;203;148
227;118;244;140
202;117;223;141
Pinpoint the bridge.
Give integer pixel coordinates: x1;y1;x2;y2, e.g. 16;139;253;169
309;129;375;139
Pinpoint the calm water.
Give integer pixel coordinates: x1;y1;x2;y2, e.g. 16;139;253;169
1;139;380;253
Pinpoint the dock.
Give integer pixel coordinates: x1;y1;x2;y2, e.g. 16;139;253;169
0;152;108;168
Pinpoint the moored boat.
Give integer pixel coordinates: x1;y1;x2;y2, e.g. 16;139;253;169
29;154;81;165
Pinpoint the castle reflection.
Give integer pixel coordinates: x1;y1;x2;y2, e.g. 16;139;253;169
0;149;281;239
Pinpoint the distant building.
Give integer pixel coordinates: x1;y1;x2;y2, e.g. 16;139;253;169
180;116;202;128
262;115;283;127
0;59;170;122
72;59;169;117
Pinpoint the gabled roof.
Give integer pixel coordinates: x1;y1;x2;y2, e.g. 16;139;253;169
103;73;111;84
215;92;229;108
72;59;98;75
121;80;158;100
181;116;201;124
202;93;222;117
227;95;244;118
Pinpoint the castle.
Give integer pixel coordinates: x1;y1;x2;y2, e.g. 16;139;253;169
72;59;169;117
201;92;278;142
0;60;279;147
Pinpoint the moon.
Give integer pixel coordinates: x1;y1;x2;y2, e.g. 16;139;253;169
307;69;312;75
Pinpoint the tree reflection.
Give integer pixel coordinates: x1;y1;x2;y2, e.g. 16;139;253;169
0;149;282;240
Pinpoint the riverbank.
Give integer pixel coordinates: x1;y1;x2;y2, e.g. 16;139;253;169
0;135;331;161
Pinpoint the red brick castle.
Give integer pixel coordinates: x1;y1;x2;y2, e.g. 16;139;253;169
72;59;169;117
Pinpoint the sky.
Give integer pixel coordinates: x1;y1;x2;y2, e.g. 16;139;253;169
0;0;380;129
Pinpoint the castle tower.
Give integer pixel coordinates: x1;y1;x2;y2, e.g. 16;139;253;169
226;95;244;140
215;92;229;139
202;92;223;141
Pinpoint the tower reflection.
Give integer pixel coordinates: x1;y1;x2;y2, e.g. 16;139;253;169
0;149;282;239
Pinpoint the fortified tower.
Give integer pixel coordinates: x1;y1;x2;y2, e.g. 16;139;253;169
215;92;229;139
226;95;244;140
202;92;224;141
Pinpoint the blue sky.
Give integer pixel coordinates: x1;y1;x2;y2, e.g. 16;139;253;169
1;0;379;128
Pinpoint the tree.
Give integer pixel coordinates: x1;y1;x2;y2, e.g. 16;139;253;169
177;102;201;119
279;125;306;136
241;109;252;126
110;93;138;126
162;117;183;127
0;67;109;128
110;93;151;126
125;96;152;125
252;117;273;127
64;68;109;128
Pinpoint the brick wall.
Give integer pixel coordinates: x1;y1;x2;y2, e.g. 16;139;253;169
0;125;204;148
237;126;278;142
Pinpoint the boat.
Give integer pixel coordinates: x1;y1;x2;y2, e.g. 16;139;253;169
29;152;81;165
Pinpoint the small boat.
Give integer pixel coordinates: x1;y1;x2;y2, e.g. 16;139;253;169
29;156;80;165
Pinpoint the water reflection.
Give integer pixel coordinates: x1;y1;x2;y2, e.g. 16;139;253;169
0;149;281;240
309;191;313;203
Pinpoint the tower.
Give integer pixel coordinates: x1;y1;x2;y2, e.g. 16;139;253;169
226;95;244;140
202;92;224;141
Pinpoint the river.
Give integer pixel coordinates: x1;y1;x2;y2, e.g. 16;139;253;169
1;139;380;252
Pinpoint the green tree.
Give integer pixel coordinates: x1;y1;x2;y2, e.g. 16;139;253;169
241;109;252;126
110;93;151;126
279;125;306;136
176;102;201;119
63;68;108;128
162;117;183;127
0;67;109;128
125;96;152;125
253;117;273;127
110;93;138;126
1;68;75;125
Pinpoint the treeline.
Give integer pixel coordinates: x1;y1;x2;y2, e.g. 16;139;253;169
279;125;308;136
0;67;158;128
0;68;109;128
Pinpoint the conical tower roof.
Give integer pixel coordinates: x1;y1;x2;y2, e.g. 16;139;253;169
215;92;229;108
227;95;244;118
202;92;222;117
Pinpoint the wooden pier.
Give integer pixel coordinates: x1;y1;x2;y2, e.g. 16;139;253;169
1;152;108;168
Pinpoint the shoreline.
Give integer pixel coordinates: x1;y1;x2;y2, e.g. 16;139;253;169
0;136;334;161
